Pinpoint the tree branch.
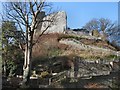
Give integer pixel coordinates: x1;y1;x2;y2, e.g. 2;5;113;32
7;13;26;26
33;25;50;46
29;2;35;17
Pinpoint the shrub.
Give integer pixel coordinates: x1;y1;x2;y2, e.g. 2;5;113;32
104;55;120;60
48;48;61;57
92;30;100;37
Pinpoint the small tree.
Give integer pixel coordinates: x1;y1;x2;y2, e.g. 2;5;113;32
2;20;24;77
3;1;57;86
2;21;16;77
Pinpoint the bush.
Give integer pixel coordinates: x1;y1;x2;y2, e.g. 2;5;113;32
105;55;120;60
92;30;100;37
48;48;61;57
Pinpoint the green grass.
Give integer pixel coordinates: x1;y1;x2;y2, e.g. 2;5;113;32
48;48;62;57
104;55;120;60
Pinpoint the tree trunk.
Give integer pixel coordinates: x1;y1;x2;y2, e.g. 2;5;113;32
22;33;33;86
22;14;33;86
3;60;6;77
3;40;8;77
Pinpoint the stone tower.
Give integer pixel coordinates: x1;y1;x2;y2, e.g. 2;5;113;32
35;11;67;35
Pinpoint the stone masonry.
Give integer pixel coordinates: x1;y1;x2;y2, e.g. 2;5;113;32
35;11;67;34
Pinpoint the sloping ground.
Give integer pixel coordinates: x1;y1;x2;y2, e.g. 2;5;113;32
78;38;116;50
59;38;120;58
66;30;119;50
32;33;119;59
32;33;68;59
31;33;120;88
32;33;119;78
59;71;119;88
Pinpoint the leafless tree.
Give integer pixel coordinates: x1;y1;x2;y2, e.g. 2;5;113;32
2;1;57;86
83;18;116;38
83;18;99;31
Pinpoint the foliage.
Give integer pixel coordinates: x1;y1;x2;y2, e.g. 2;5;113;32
2;21;24;77
48;48;61;57
104;55;120;60
3;1;57;85
40;71;49;78
91;30;100;37
0;27;2;74
2;21;16;45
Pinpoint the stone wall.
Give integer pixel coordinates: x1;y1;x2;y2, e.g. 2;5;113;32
66;58;112;79
59;38;120;56
35;11;67;34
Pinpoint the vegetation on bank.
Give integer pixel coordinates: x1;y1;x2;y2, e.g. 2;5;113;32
58;34;82;41
1;2;119;88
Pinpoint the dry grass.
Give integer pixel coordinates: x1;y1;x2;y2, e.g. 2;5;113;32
32;33;117;60
79;38;117;51
32;33;68;59
61;48;112;59
84;83;105;88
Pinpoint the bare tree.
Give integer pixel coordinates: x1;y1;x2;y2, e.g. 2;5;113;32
3;1;57;86
83;18;99;31
83;18;116;39
107;25;120;51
